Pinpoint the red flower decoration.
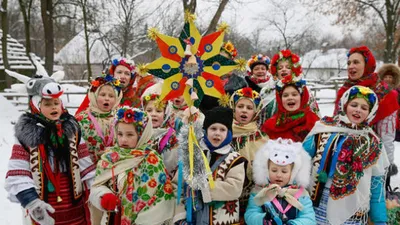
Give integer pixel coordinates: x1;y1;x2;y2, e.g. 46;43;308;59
291;54;300;63
291;66;302;76
242;87;253;98
338;149;351;162
339;165;348;173
101;160;109;168
121;217;130;225
123;109;135;123
147;153;159;165
126;186;133;201
148;178;157;188
352;157;363;172
281;50;292;58
282;75;292;84
148;196;157;206
110;152;120;163
135;200;146;212
163;182;173;194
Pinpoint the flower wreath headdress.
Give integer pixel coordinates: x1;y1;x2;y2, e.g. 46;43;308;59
109;58;136;74
220;41;238;59
270;49;302;77
141;93;166;110
246;54;271;73
115;106;149;136
90;73;123;93
230;87;262;111
276;74;307;94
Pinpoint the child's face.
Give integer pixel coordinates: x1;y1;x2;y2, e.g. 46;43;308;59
269;161;292;187
117;122;138;148
172;96;186;107
281;86;301;112
346;98;370;124
252;64;267;78
96;85;116;112
383;74;394;85
145;100;165;128
113;65;131;88
234;98;255;125
206;123;228;147
277;61;291;80
40;98;63;121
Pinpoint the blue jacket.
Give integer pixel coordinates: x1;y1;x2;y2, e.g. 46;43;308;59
245;192;316;225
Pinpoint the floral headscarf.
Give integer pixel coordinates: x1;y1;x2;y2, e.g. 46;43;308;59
88;74;123;114
115;106;153;144
337;85;378;126
270;49;302;77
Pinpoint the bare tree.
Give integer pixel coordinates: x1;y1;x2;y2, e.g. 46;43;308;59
18;0;34;65
77;0;92;80
40;0;54;73
182;0;196;13
307;0;400;63
262;0;315;50
1;0;12;87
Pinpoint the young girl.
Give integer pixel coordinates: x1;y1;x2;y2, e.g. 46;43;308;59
261;76;319;142
260;49;320;120
230;87;269;223
141;83;179;177
75;74;123;163
178;106;247;224
89;106;175;224
245;138;316;225
5;75;95;225
304;85;389;225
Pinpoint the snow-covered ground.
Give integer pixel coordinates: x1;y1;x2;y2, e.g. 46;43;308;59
0;88;399;223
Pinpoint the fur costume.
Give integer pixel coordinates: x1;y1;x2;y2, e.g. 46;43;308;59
377;63;400;89
304;85;389;225
89;107;175;225
261;77;319;142
4;71;95;225
75;75;123;163
245;138;316;225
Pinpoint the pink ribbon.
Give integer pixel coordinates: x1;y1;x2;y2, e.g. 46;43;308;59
88;111;114;147
271;187;304;216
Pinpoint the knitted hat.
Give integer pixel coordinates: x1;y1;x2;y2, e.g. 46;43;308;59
220;41;238;59
270;49;302;77
338;85;378;124
347;46;376;76
253;138;312;187
203;106;233;132
247;54;271;72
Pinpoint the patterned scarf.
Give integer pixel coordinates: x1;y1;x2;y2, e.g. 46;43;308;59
262;86;319;142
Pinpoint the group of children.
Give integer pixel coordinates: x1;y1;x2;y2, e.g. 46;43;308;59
4;44;399;225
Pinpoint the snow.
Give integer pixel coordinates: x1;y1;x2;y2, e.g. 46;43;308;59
0;88;399;223
54;30;121;64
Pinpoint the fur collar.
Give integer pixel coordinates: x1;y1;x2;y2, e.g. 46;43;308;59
14;113;80;148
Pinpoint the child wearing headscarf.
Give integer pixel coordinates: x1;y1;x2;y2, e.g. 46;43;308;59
75;74;123;163
261;76;319;142
305;86;389;225
89;107;175;224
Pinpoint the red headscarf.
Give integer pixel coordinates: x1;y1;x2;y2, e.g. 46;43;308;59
334;46;399;124
261;78;319;142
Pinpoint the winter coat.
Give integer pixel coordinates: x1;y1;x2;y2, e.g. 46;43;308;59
5;113;95;225
377;63;400;89
245;191;316;225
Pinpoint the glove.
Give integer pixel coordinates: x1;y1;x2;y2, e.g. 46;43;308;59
100;193;119;211
26;199;55;225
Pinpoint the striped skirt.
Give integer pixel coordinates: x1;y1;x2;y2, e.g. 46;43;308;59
314;187;368;225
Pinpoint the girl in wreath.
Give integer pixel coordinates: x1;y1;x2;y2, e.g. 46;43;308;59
304;85;389;225
5;74;95;225
177;106;247;225
141;83;179;177
245;138;316;225
75;74;123;163
89;106;175;225
245;54;273;94
259;50;320;122
229;87;269;223
261;76;319;142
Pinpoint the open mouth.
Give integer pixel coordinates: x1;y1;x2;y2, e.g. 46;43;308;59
352;114;361;119
174;100;182;105
103;103;110;107
212;137;221;142
120;144;129;148
50;111;58;116
152;118;159;124
348;70;357;77
281;72;289;77
240;115;248;120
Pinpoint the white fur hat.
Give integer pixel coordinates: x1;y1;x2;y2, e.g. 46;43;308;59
253;138;312;187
